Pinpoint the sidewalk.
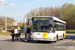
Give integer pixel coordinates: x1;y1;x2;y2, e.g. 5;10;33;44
0;34;25;41
0;35;11;40
66;34;75;36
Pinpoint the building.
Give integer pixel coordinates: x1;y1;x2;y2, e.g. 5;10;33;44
12;21;18;26
12;21;23;26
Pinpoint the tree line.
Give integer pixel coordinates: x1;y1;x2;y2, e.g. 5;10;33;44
25;3;75;29
0;16;15;28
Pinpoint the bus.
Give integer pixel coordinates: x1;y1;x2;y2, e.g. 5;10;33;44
31;16;66;42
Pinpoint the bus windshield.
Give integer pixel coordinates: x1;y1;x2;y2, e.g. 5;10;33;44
32;22;53;32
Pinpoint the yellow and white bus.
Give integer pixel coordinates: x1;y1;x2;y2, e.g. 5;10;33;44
31;16;66;42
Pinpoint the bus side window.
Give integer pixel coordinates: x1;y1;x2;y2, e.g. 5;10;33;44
54;24;57;31
33;22;37;30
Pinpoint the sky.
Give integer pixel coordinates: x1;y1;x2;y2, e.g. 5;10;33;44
0;0;75;22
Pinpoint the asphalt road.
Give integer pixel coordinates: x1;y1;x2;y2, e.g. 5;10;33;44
0;34;75;50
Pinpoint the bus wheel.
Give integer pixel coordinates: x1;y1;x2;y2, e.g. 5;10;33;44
57;35;58;41
54;35;58;42
61;34;64;40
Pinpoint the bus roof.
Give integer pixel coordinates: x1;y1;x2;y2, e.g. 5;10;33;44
32;16;66;24
52;17;66;24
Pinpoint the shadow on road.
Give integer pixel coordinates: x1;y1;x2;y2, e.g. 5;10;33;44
26;41;53;44
0;39;12;42
0;39;23;42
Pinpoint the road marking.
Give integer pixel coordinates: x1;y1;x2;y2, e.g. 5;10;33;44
54;40;72;45
73;41;75;42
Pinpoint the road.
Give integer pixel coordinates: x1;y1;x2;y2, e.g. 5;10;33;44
0;34;75;50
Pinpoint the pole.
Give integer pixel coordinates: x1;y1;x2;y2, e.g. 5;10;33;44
5;4;7;33
43;11;44;16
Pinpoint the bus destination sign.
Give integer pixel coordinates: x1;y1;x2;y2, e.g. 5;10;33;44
34;18;49;20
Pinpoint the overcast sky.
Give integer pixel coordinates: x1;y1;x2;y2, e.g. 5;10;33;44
0;0;75;22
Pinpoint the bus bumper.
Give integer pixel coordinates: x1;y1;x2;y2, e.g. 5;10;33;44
31;37;56;41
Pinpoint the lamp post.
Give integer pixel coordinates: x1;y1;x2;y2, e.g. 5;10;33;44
43;11;44;16
4;3;8;33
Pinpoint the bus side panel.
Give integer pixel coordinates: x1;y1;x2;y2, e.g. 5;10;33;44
55;31;65;39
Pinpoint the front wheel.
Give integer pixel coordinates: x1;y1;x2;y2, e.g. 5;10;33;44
54;35;58;42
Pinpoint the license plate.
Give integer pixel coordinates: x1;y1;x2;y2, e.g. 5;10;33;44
40;39;42;40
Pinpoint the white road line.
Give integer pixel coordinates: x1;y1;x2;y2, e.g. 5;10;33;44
73;41;75;42
54;40;72;45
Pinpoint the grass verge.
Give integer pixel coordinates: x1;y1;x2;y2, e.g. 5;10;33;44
0;31;10;36
66;30;75;33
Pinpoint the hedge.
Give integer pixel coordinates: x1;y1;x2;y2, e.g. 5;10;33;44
66;30;75;33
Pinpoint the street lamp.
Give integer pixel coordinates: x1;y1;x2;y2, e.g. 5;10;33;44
4;3;8;33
